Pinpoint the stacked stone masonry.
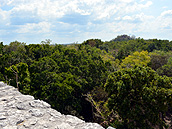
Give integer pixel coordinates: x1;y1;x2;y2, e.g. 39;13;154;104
0;82;115;129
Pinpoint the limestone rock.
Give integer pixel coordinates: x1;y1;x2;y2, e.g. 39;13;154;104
0;82;113;129
107;126;116;129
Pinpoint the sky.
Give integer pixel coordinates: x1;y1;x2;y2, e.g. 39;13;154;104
0;0;172;44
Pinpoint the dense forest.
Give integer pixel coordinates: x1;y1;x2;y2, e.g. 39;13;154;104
0;35;172;128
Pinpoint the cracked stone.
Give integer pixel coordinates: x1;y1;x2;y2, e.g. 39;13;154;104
24;118;37;128
0;115;6;120
16;119;24;125
29;109;44;117
0;82;105;129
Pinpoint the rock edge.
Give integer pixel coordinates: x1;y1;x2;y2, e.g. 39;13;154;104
0;82;108;129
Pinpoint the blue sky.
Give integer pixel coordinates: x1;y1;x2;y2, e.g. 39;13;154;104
0;0;172;44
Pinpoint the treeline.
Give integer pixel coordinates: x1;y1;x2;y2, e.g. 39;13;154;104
0;35;172;128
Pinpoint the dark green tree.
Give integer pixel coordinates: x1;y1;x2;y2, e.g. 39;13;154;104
111;34;135;42
5;62;30;91
105;66;172;128
157;57;172;77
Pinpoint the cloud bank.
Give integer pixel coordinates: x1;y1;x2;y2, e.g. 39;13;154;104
0;0;172;44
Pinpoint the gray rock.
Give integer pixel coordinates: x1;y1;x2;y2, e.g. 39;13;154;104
29;99;50;108
16;119;24;125
0;121;7;128
56;122;73;129
65;115;85;125
0;96;13;102
107;126;116;129
47;108;62;117
3;126;18;129
0;82;105;129
23;118;37;128
29;109;45;117
16;102;29;110
0;116;6;120
75;123;105;129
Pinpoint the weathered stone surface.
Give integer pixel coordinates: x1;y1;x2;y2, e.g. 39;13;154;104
75;123;105;129
107;126;116;129
0;116;6;120
3;126;18;129
0;82;109;129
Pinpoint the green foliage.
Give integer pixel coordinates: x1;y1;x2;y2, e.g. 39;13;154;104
2;41;27;65
111;34;135;42
24;43;54;61
4;62;30;92
96;38;172;60
105;66;172;128
121;51;151;68
22;44;109;118
0;72;4;81
3;41;26;53
0;42;3;55
1;38;172;128
83;39;103;48
0;42;4;80
147;39;172;52
157;57;172;77
149;51;169;70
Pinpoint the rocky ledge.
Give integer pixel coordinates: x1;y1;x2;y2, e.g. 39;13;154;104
0;82;115;129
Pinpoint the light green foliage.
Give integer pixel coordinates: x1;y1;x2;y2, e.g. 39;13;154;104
101;50;115;62
121;51;151;68
105;66;172;128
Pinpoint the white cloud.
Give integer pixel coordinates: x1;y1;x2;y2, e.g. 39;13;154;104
120;0;134;3
124;1;153;14
80;0;104;6
114;17;121;21
15;22;51;33
0;9;10;25
1;0;154;22
122;13;154;23
10;1;65;19
161;10;172;17
95;4;117;19
1;0;172;44
0;9;8;21
162;6;168;9
129;9;172;39
144;1;153;7
158;11;172;31
123;15;132;20
4;0;92;23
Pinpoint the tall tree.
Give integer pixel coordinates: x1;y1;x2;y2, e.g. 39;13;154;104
105;66;172;128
